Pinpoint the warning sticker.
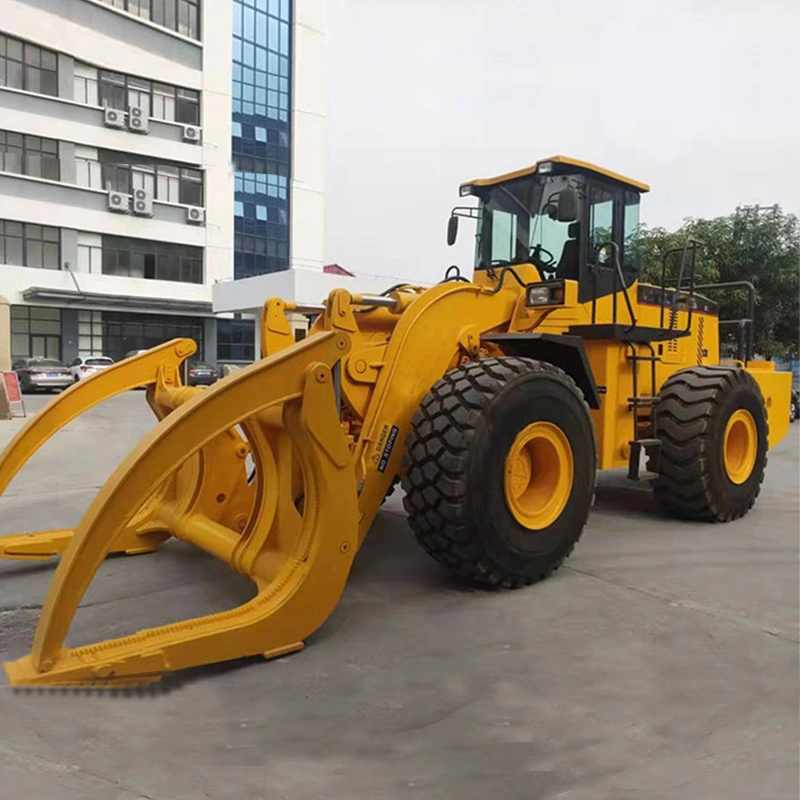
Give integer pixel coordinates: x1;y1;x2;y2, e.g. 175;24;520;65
375;425;399;473
371;424;389;467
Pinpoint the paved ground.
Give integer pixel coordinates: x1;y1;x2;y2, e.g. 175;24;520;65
0;392;797;800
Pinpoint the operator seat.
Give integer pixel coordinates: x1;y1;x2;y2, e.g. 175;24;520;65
555;222;580;281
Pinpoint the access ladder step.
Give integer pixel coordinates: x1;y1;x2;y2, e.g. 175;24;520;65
627;395;660;406
626;354;661;362
627;438;662;481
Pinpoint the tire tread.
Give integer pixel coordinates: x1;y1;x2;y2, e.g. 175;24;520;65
652;366;768;522
402;357;593;589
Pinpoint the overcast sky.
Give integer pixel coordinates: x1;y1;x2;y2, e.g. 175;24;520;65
323;0;799;284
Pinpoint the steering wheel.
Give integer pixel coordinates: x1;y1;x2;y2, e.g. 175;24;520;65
529;244;556;278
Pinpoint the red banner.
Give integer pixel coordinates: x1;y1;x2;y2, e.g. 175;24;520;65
2;371;22;404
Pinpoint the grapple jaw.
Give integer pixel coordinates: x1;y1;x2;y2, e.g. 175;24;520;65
4;331;358;688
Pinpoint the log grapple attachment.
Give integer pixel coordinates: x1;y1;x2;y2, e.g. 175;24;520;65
0;279;537;687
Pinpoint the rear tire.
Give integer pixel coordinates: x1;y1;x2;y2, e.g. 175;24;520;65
402;357;596;589
652;367;768;522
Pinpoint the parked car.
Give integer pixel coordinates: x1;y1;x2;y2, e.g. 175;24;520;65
69;355;115;382
187;360;219;386
12;357;73;393
791;389;799;423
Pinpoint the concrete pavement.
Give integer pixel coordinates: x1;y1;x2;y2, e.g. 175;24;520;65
0;392;797;800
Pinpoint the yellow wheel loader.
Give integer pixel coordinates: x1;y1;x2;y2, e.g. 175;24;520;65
0;155;791;688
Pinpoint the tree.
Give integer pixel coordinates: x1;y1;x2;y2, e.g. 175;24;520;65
636;206;799;359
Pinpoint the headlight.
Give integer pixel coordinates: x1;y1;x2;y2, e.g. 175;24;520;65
459;184;473;197
526;281;565;307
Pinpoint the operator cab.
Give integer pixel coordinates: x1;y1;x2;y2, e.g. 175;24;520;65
450;155;649;303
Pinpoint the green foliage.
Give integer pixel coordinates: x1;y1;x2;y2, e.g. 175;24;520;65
636;206;800;359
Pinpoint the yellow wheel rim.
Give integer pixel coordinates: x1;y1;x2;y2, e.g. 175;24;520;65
504;421;574;530
723;409;757;485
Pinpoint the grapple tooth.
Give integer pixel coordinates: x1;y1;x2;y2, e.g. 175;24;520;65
0;529;74;561
4;332;357;688
0;340;197;563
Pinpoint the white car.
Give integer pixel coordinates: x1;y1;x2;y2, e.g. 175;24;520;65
69;356;115;382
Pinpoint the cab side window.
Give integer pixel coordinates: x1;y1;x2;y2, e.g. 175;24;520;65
588;186;615;264
623;190;641;273
490;210;518;264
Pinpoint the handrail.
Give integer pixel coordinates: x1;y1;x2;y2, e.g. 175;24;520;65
684;281;756;361
594;241;637;330
659;238;704;330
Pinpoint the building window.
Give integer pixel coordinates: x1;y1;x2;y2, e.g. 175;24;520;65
217;318;254;362
99;0;201;40
0;220;60;269
73;62;99;106
152;82;175;120
151;83;200;124
101;235;203;284
91;67;200;125
10;306;62;360
75;144;102;188
0;35;58;97
0;130;59;180
98;70;128;110
78;310;105;356
77;243;102;273
97;151;204;206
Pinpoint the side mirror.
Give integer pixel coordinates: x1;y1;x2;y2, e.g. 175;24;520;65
447;215;459;246
557;187;579;223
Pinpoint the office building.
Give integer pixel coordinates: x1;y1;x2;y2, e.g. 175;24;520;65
0;0;400;370
0;0;294;368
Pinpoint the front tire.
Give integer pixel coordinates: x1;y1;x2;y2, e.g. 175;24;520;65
652;367;768;522
402;358;596;589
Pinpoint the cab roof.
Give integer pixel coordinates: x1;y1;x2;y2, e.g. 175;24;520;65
460;155;650;194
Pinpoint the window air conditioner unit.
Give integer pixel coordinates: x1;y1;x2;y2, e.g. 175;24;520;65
132;187;153;217
103;107;126;129
182;124;202;143
127;105;149;134
107;190;130;213
186;206;205;224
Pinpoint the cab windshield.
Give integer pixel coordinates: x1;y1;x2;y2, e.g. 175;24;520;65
474;174;579;275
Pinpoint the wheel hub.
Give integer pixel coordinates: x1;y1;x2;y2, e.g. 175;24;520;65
504;421;574;530
723;409;757;485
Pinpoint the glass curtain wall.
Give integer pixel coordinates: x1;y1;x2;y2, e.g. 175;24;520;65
232;0;291;279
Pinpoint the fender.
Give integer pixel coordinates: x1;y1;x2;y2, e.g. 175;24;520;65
480;333;601;409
